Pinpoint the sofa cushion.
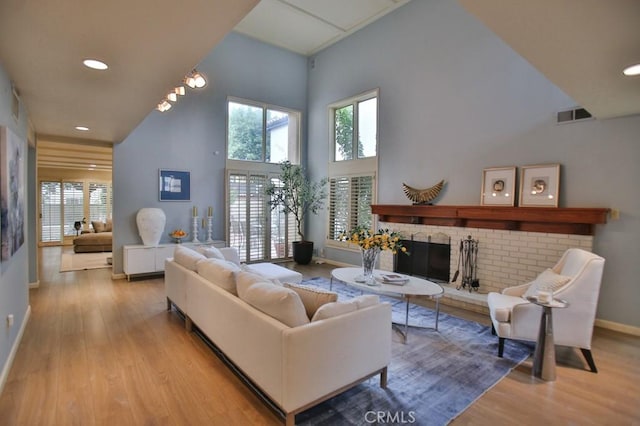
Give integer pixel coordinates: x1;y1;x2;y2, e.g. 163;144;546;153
92;220;106;233
311;295;380;322
173;245;206;271
104;219;112;232
196;258;241;295
238;281;310;327
283;283;338;318
522;268;572;300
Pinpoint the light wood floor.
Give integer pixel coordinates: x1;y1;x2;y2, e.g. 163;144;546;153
0;247;638;425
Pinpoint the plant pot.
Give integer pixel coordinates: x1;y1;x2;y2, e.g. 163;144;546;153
292;241;314;265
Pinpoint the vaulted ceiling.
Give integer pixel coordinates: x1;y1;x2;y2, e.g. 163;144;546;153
0;0;638;172
458;0;640;120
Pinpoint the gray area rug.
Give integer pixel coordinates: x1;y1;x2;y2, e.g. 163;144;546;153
296;277;533;426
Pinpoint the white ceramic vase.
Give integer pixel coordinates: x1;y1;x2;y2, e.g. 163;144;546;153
136;208;166;246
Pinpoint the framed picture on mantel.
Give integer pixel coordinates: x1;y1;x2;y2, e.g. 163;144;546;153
481;166;516;206
159;169;190;201
519;164;560;207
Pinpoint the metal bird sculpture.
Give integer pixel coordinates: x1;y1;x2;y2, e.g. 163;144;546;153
402;179;445;205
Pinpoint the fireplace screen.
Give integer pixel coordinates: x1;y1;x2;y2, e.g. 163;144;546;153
395;238;450;283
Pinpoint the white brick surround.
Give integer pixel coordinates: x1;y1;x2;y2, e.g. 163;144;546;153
377;222;594;313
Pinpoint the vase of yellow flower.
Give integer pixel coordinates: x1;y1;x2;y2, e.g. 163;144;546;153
361;247;381;285
340;226;408;285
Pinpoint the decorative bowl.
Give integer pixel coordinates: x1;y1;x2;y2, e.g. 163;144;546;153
169;230;188;243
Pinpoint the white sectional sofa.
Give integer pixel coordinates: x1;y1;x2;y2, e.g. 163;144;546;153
164;245;392;425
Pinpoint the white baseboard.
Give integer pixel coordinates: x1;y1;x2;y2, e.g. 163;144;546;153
312;257;354;268
0;305;31;395
29;280;39;289
595;318;640;336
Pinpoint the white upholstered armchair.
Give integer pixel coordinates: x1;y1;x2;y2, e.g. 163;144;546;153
487;248;605;372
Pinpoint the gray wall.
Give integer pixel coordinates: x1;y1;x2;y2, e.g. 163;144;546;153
306;0;640;327
113;32;308;273
0;63;30;382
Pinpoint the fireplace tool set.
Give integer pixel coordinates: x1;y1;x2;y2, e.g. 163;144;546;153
452;235;479;292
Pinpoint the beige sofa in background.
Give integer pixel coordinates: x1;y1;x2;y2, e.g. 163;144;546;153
73;219;112;253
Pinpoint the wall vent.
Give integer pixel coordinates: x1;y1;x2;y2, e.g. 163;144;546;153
557;107;593;124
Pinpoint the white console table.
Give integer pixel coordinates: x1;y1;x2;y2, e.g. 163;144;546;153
123;241;225;280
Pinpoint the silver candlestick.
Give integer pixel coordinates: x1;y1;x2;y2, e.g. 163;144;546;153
206;216;214;243
191;216;200;243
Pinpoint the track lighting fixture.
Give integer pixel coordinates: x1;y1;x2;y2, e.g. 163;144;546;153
156;70;206;113
184;69;207;88
156;100;172;112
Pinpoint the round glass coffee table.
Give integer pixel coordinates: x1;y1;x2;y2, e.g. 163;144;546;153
331;267;444;342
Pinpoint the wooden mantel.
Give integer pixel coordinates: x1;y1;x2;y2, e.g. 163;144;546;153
371;205;610;235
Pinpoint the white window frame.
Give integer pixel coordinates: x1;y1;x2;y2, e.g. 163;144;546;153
225;97;302;259
226;96;301;166
326;89;379;251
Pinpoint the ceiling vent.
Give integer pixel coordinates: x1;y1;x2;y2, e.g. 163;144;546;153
557;107;593;124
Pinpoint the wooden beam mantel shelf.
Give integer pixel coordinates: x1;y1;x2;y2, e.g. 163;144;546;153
371;205;610;236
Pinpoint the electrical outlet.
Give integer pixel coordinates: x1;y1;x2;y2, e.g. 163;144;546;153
611;209;620;220
6;314;14;327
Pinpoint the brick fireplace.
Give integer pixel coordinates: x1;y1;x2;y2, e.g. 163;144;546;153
372;205;608;313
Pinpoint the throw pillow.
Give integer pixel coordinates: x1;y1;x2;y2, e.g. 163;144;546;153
104;219;113;232
236;271;277;299
202;246;225;260
354;294;380;309
239;281;310;327
310;295;381;322
237;267;283;287
283;282;338;319
523;268;572;299
92;220;105;233
311;300;358;322
222;248;241;266
197;258;241;295
173;245;206;271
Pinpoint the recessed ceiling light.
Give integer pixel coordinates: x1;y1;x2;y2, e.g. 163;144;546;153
75;126;90;131
89;164;97;168
83;59;108;70
623;63;640;76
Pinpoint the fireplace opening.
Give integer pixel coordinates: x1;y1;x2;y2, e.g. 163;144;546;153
394;234;450;283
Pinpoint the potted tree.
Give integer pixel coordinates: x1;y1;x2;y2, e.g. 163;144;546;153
265;161;328;264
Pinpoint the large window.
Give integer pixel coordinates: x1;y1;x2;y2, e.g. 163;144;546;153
328;175;374;240
334;95;377;161
40;181;62;242
226;97;300;262
327;90;378;245
63;182;84;236
227;98;299;163
39;180;112;243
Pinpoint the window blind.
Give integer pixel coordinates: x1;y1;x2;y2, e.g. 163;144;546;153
328;175;374;240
